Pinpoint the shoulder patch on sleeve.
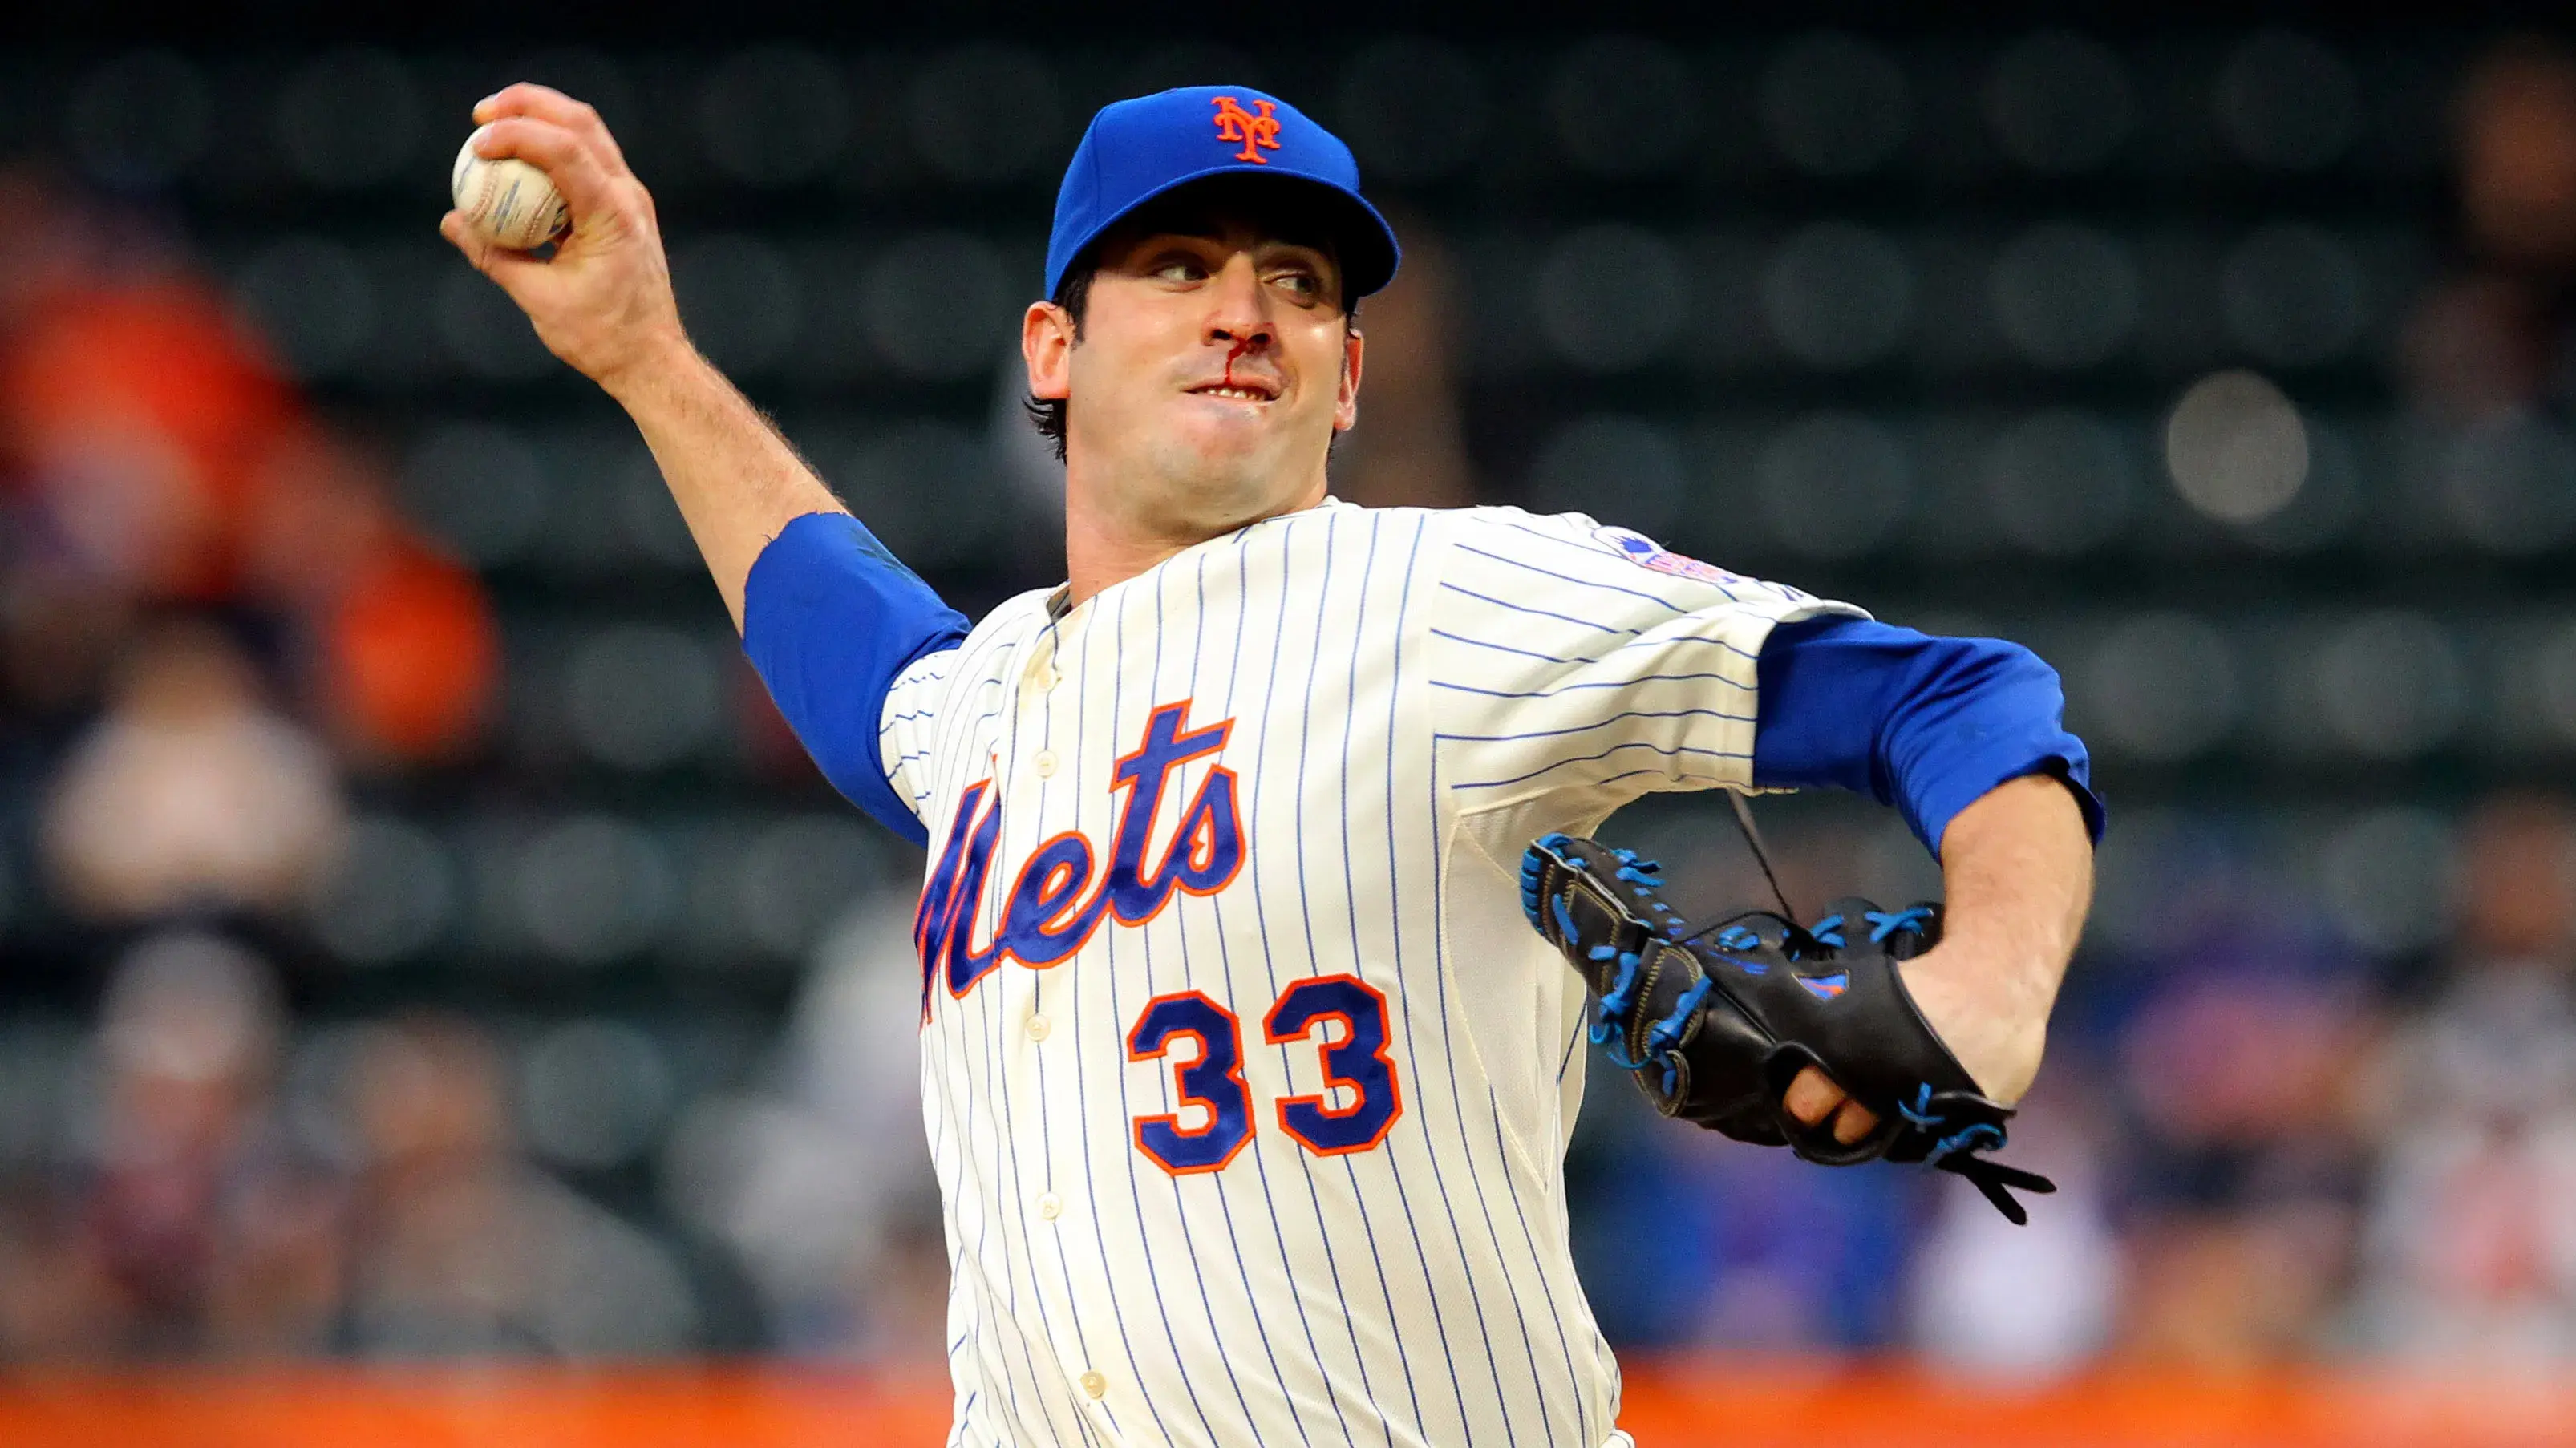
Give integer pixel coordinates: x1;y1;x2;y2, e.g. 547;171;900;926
1594;525;1761;591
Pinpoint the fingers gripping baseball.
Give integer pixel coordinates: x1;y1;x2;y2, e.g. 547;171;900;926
438;84;686;391
477;83;636;176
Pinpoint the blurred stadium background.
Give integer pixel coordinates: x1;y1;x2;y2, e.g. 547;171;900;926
2;6;2575;1442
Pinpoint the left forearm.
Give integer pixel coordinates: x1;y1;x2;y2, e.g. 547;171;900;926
1755;618;2102;1136
1905;773;2095;1102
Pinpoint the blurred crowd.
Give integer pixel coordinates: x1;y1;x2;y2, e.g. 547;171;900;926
0;30;2572;1378
0;909;954;1361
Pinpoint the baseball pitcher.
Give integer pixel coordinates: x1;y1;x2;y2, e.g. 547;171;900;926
447;81;2101;1448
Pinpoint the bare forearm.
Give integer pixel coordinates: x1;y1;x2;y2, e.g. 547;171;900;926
440;85;846;633
1906;773;2094;1102
603;342;846;632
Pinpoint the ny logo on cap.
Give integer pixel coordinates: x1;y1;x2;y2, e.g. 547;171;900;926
1210;95;1281;164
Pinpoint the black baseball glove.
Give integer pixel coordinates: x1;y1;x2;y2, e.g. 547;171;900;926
1521;831;2055;1224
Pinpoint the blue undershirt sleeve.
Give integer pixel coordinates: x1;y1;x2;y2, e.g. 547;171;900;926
1752;615;2105;856
741;512;970;847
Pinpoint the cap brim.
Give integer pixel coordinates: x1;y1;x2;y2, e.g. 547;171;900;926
1048;166;1401;304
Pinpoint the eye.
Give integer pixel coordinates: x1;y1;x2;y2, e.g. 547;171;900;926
1269;268;1320;299
1150;256;1207;283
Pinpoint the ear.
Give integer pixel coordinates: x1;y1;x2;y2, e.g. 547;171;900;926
1023;301;1075;402
1331;324;1364;432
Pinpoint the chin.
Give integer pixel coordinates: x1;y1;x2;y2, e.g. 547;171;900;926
1173;470;1284;532
1158;424;1294;504
1144;462;1290;537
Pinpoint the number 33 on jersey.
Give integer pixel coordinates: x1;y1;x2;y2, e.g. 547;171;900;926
1129;975;1404;1172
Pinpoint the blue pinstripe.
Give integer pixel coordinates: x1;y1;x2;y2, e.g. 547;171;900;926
1163;556;1323;1447
1026;627;1105;1446
1400;519;1577;1445
911;628;1018;813
992;715;1074;1446
1063;606;1168;1446
1436;584;1638;635
1573;763;1733;793
1007;613;1122;1448
1332;516;1486;1446
967;1017;1057;1448
977;655;1075;1448
932;631;1015;754
1427;629;1586;665
919;812;999;1445
1432;552;1621;1446
1435;583;1601;1448
1452;543;1695;613
1221;534;1373;1448
1434;706;1755;744
1449;739;1752;793
925;633;1070;1448
1104;595;1236;1448
1430;627;1764;671
1479;1093;1586;1447
1609;631;1767;664
934;1095;986;1448
1428;670;1753;699
1272;519;1420;1442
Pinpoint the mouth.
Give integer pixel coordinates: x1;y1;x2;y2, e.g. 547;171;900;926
1185;381;1280;403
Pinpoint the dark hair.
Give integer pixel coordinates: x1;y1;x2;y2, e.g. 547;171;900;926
1022;183;1360;464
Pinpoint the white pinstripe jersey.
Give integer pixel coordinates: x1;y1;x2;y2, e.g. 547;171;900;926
883;500;1858;1448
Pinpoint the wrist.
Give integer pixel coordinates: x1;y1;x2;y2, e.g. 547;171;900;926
1902;944;2053;1102
593;325;703;406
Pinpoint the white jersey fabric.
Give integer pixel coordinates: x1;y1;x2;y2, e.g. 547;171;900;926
881;500;1858;1448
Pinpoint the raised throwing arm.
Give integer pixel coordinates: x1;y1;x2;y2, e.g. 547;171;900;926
439;83;844;632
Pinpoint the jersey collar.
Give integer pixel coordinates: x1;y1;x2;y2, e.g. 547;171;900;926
1045;495;1352;622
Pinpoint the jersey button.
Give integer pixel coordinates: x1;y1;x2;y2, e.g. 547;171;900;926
1027;1013;1051;1042
1037;1192;1062;1220
1031;663;1059;691
1033;749;1059;779
1079;1371;1106;1399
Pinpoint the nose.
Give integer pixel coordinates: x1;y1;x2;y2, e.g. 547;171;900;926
1203;252;1274;353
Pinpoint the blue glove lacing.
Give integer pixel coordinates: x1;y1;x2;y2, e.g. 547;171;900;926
1865;906;1934;943
1896;1082;2009;1169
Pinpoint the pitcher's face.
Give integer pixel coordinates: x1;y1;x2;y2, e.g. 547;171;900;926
1025;197;1361;540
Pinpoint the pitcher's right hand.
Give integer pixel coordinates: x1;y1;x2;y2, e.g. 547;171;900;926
439;83;690;397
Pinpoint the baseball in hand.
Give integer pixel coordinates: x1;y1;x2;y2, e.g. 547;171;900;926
450;132;569;251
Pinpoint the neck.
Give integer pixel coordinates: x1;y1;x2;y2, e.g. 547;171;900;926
1062;474;1329;605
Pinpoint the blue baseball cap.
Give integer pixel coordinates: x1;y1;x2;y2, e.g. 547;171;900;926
1043;85;1400;305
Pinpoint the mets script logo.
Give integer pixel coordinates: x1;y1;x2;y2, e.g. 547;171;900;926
917;701;1245;1010
1211;95;1282;164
